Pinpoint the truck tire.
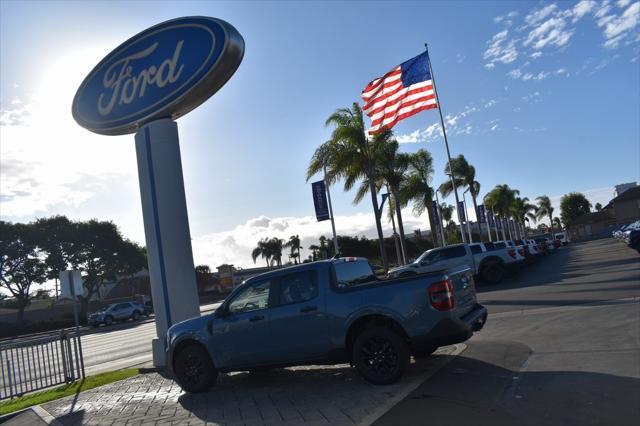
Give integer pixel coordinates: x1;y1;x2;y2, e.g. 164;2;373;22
174;344;217;393
104;315;114;326
131;311;140;321
352;326;409;385
481;261;504;284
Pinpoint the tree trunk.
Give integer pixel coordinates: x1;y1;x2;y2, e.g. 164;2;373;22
501;218;507;241
392;188;407;264
369;179;388;271
16;298;27;330
425;197;440;247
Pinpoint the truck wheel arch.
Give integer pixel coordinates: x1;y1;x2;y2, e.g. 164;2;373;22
345;314;409;360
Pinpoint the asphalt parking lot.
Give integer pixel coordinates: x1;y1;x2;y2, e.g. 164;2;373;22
11;238;640;425
376;238;640;426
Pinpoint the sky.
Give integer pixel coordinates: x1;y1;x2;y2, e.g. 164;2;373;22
1;0;639;269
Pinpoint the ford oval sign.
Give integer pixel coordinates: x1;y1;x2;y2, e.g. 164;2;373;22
72;17;244;135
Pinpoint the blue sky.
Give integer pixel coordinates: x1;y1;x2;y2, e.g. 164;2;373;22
1;0;639;267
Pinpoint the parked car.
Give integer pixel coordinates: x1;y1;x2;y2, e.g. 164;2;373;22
389;243;517;284
554;233;570;246
166;257;488;392
492;241;527;264
534;237;556;253
88;301;145;327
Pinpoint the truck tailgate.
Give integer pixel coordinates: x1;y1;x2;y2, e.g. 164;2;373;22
448;267;477;318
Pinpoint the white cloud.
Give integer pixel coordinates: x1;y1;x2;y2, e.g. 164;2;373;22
525;4;559;26
483;30;519;67
555;67;569;75
397;122;441;144
530;51;543;59
508;69;523;79
572;0;598;22
600;1;640;48
617;0;631;7
191;210;433;268
524;16;574;49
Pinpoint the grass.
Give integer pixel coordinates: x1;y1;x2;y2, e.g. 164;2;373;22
0;368;139;415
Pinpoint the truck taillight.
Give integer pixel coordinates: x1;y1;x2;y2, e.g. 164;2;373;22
518;248;525;256
508;249;517;259
429;279;456;311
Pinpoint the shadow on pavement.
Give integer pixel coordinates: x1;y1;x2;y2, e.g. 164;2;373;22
374;340;640;426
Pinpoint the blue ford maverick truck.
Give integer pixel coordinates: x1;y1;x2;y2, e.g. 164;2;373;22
166;257;487;392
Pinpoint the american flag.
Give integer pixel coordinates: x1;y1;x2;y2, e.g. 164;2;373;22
361;51;437;134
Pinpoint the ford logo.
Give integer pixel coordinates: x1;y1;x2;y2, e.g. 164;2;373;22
72;16;244;135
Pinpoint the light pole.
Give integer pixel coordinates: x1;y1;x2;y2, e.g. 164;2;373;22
462;188;473;243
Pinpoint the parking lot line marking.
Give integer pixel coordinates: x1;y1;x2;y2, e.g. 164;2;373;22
357;343;467;426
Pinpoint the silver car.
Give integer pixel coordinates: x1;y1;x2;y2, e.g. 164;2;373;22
88;301;145;327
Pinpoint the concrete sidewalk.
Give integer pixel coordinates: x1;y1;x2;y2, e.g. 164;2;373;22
40;345;463;425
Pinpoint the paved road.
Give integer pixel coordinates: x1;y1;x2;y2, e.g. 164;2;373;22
375;238;640;425
0;302;221;396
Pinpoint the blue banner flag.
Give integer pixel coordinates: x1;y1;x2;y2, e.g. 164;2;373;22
432;200;439;222
477;204;486;224
458;201;466;223
487;210;495;227
378;193;390;216
311;180;330;222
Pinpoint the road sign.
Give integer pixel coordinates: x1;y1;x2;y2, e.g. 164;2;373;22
72;17;245;135
59;270;83;300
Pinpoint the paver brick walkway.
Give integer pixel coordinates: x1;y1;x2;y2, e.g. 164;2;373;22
42;345;461;426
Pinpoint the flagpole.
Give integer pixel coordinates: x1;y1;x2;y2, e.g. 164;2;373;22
425;43;467;244
324;166;339;255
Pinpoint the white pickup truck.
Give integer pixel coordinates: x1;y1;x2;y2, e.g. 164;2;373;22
389;243;523;285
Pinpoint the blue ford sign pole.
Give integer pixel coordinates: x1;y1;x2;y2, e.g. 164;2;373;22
72;17;244;367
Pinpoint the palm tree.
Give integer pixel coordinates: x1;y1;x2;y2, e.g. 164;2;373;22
510;197;536;239
307;103;389;270
535;195;555;233
308;244;320;261
285;235;302;264
484;184;519;240
251;238;272;268
439;155;481;235
552;217;562;230
375;140;410;263
398;149;439;247
267;237;284;267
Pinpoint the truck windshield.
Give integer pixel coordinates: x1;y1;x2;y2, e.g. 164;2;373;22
334;261;376;288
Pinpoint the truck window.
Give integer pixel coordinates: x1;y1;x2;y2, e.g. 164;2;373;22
494;242;506;249
470;245;483;254
484;242;495;251
277;270;318;305
228;280;271;313
334;261;376;288
441;246;467;259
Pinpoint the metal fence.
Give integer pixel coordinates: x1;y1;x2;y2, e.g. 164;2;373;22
0;330;85;400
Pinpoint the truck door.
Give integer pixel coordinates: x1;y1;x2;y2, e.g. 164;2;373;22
268;269;328;362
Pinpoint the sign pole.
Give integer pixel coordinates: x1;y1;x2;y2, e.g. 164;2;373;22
68;271;85;378
425;44;467;244
324;166;339;255
135;119;200;367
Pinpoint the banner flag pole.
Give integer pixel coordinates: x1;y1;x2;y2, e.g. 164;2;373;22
324;166;340;255
425;43;467;244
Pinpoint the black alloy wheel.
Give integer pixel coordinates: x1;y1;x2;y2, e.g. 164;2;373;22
132;311;140;321
481;262;504;284
174;344;217;393
353;327;409;385
104;315;113;326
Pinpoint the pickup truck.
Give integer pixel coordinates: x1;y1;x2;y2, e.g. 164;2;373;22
389;243;519;285
166;257;487;392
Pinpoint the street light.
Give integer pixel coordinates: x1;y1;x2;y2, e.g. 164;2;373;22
462;188;473;243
